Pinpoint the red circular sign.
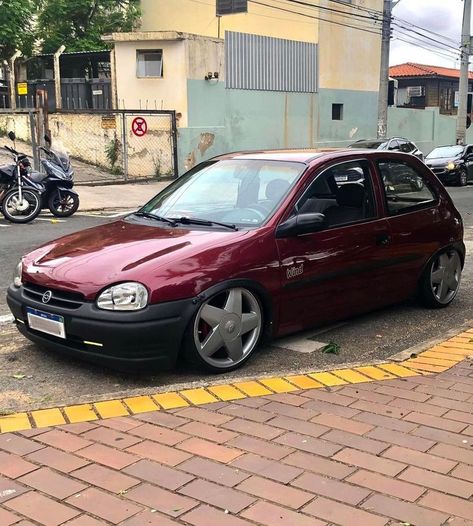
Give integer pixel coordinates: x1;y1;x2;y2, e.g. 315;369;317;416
131;117;147;137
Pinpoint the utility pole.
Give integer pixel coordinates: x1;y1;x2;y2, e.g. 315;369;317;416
377;0;393;139
456;0;472;145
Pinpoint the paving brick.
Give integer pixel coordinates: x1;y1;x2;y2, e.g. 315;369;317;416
178;421;238;443
338;386;395;405
275;432;342;457
126;439;191;466
18;467;87;499
226;435;291;460
230;452;302;483
0;475;28;503
77;443;139;469
365;426;435;452
182;504;254;526
412;425;473;449
35;429;92;452
350;400;407;419
399;466;473;498
320;429;388;455
17;428;49;438
442;518;473;526
175;407;233;425
415;384;472;401
121;510;181;526
451;463;473;483
333;448;406;476
419;491;473;521
221;418;283;440
0;508;22;526
403;411;468;432
65;487;141;524
26;446;89;473
178;437;243;463
62;516;109;526
302;388;357;406
218;404;274;422
123;458;194;490
71;463;140;493
129;423;188;445
351;411;415;433
262;401;319;421
0;451;38;478
81;427;142;449
267;415;329;438
427;396;473;413
60;422;98;435
134;411;189;428
388;397;448;416
346;469;425;502
361;493;448;526
179;456;249;487
98;417;142;432
463;425;473;436
382;445;457;473
6;491;80;526
311;413;373;435
126;482;197;517
242;500;326;526
374;384;432;402
0;433;44;455
429;443;473;465
265;393;312;406
292;471;371;505
234;396;271;408
283;451;356;479
304;496;388;526
180;478;256;513
302;399;361;418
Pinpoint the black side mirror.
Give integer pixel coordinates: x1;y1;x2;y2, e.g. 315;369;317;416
276;212;327;238
8;131;15;141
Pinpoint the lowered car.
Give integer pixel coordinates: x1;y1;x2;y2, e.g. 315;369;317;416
425;144;473;186
348;137;424;161
7;149;464;373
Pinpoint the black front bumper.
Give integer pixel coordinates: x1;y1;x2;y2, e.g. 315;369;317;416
429;168;460;185
7;285;198;372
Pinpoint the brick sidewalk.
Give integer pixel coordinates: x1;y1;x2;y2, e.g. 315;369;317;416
0;359;472;525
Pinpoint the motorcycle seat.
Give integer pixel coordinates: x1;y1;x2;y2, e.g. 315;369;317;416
29;171;48;183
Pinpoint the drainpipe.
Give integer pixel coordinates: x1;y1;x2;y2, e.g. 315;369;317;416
8;51;22;110
54;45;66;110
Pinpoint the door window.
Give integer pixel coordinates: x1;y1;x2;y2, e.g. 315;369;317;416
399;141;414;153
296;160;376;228
388;140;400;150
378;160;436;215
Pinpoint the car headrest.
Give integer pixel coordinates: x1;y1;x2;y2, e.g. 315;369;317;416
336;183;365;207
265;179;291;201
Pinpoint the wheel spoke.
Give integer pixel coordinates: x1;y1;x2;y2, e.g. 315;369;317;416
436;279;447;302
438;253;449;268
200;304;225;328
224;288;242;316
200;329;224;357
225;337;244;362
431;268;444;284
446;273;459;291
241;312;259;334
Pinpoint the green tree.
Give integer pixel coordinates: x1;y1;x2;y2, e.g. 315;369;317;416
0;0;37;60
37;0;141;53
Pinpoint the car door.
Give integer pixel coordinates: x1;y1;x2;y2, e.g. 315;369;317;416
275;159;396;335
374;157;441;296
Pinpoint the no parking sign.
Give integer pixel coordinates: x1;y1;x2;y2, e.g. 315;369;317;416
131;117;147;137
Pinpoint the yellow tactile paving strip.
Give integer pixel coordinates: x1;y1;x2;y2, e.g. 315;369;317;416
1;330;472;433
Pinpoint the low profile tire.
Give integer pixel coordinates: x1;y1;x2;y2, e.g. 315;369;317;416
458;169;468;187
48;190;80;217
183;287;263;373
419;249;462;308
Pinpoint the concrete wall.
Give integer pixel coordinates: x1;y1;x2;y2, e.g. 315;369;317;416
0;113;32;142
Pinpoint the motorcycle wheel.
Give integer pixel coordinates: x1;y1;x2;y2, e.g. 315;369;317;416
48;190;80;217
1;188;42;224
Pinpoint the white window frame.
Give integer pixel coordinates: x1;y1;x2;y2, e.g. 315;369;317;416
136;49;163;78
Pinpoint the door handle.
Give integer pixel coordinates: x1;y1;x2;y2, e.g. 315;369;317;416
376;233;391;246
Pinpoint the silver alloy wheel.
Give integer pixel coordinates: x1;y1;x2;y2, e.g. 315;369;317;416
5;190;39;219
460;170;467;186
430;251;462;305
193;287;262;369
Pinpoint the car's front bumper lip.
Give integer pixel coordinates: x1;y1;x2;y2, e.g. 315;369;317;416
6;285;198;371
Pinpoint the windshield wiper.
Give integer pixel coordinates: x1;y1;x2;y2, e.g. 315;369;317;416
134;211;177;226
171;216;238;231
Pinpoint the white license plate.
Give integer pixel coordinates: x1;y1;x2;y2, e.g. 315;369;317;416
26;307;66;339
336;175;348;182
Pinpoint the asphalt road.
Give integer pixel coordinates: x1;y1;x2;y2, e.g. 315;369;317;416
1;191;473;413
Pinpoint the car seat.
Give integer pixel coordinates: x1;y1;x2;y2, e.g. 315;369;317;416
323;183;365;226
265;179;291;202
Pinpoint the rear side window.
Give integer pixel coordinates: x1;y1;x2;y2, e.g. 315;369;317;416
378;160;436;215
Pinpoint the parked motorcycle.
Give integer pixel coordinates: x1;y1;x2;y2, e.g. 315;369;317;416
29;137;79;217
0;132;42;223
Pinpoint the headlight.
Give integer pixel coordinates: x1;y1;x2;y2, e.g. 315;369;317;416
13;260;22;288
96;282;148;311
447;162;456;170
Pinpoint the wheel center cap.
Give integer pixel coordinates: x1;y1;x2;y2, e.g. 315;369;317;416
219;314;241;341
225;321;236;334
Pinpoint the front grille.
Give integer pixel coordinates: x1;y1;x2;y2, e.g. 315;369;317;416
23;282;85;310
431;167;447;176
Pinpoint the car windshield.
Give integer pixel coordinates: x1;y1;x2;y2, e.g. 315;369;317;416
349;140;388;149
139;159;305;228
426;146;464;159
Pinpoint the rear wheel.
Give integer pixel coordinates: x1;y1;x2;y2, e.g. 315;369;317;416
419;249;462;308
1;188;41;223
183;287;263;372
48;190;79;217
458;168;467;186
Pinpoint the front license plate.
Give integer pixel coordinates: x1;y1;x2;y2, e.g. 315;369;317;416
337;175;348;182
26;307;66;339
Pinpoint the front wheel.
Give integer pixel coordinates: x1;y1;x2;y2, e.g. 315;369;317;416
1;188;41;223
458;169;468;187
419;249;462;308
183;287;263;373
48;190;79;217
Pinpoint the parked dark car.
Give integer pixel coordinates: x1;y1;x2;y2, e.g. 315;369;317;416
7;149;464;373
425;144;473;186
349;137;424;161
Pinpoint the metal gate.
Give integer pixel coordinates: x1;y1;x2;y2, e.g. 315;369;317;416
122;111;178;179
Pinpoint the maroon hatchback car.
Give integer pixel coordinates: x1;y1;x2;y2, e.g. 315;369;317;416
7;150;464;373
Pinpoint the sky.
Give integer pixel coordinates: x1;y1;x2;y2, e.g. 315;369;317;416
390;0;464;68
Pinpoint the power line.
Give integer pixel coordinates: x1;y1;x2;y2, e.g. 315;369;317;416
394;16;460;46
327;0;383;17
393;36;462;62
392;21;461;52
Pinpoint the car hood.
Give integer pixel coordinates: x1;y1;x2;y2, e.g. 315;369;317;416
425;156;459;167
22;217;251;299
